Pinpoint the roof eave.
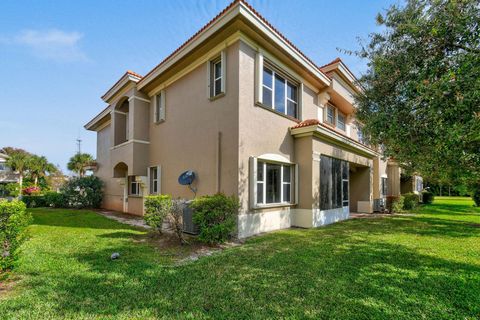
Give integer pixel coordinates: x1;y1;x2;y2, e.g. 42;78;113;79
84;106;111;131
101;73;142;103
291;125;378;158
138;1;330;91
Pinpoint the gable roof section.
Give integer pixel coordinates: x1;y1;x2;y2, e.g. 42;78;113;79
320;57;361;93
101;70;143;103
137;0;331;90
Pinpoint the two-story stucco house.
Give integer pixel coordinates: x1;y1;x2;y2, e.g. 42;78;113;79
85;0;405;238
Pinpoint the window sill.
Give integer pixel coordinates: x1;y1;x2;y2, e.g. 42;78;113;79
154;119;165;125
128;195;143;198
255;102;300;123
252;202;297;210
209;92;225;101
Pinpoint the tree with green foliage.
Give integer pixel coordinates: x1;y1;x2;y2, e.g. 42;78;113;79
27;155;57;187
67;153;94;177
3;148;31;198
353;0;479;184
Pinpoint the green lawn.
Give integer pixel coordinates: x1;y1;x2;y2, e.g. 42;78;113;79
1;197;479;319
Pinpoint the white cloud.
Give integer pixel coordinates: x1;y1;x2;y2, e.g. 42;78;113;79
3;29;88;62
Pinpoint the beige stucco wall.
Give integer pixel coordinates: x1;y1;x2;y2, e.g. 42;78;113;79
148;42;240;201
237;41;319;214
96;124;124;212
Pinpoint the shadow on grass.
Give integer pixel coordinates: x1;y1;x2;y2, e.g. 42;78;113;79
30;208;140;231
18;220;480;319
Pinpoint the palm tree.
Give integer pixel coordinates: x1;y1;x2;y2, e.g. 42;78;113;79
4;149;31;198
28;155;57;187
67;153;94;177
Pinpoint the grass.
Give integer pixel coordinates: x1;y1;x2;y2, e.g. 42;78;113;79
0;197;479;319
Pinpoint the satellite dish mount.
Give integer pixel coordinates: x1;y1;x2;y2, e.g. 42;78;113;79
178;170;197;197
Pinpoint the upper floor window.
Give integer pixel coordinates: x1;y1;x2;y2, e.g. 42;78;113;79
262;65;298;118
337;113;346;131
154;91;166;123
357;125;367;145
326;104;335;125
0;163;5;171
209;51;225;98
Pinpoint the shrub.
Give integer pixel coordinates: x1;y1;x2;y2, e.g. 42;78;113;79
169;199;188;244
21;195;46;208
44;191;67;208
403;193;420;211
61;176;103;208
0;183;20;198
191;193;239;244
422;191;435;205
144;195;172;234
0;200;32;270
472;184;480;207
386;195;404;213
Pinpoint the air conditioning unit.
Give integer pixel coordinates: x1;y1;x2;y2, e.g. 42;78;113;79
182;201;199;235
373;198;386;212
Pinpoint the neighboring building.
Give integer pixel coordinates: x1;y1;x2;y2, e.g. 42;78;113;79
0;152;20;192
85;0;408;238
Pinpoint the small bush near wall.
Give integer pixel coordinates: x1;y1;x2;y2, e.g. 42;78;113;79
422;191;435;205
44;192;67;208
386;195;404;213
61;176;103;209
21;195;46;208
144;195;172;234
191;193;239;244
0;200;32;271
403;193;420;211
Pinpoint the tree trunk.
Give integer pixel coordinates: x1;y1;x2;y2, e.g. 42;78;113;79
18;174;23;199
34;176;38;187
448;185;451;197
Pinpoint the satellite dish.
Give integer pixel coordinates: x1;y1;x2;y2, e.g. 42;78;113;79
178;170;197;197
178;170;195;185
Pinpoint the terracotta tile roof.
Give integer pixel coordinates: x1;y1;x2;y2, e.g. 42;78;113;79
291;119;321;129
291;119;377;152
126;70;143;79
138;0;330;87
319;57;342;70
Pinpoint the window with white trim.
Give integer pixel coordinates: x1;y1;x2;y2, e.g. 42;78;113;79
128;176;140;196
149;166;159;194
337;113;346;131
261;65;298;118
326;104;335;125
256;160;293;205
154;91;166;123
209;51;225;98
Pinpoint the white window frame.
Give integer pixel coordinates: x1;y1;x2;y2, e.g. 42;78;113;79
261;64;299;118
148;166;161;195
325;104;335;126
153;90;166;123
249;156;298;208
128;176;140;196
208;50;226;99
337;112;346;131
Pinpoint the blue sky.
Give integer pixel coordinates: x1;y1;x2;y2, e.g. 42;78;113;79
0;0;399;173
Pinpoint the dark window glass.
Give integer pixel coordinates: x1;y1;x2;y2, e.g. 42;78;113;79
266;164;281;203
337;114;346;131
257;162;264;181
214;78;222;96
283;184;291;202
283;166;291;183
320;156;349;210
214;60;222;78
287;101;296;118
274;74;285;114
257;182;264;204
326;106;335;124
